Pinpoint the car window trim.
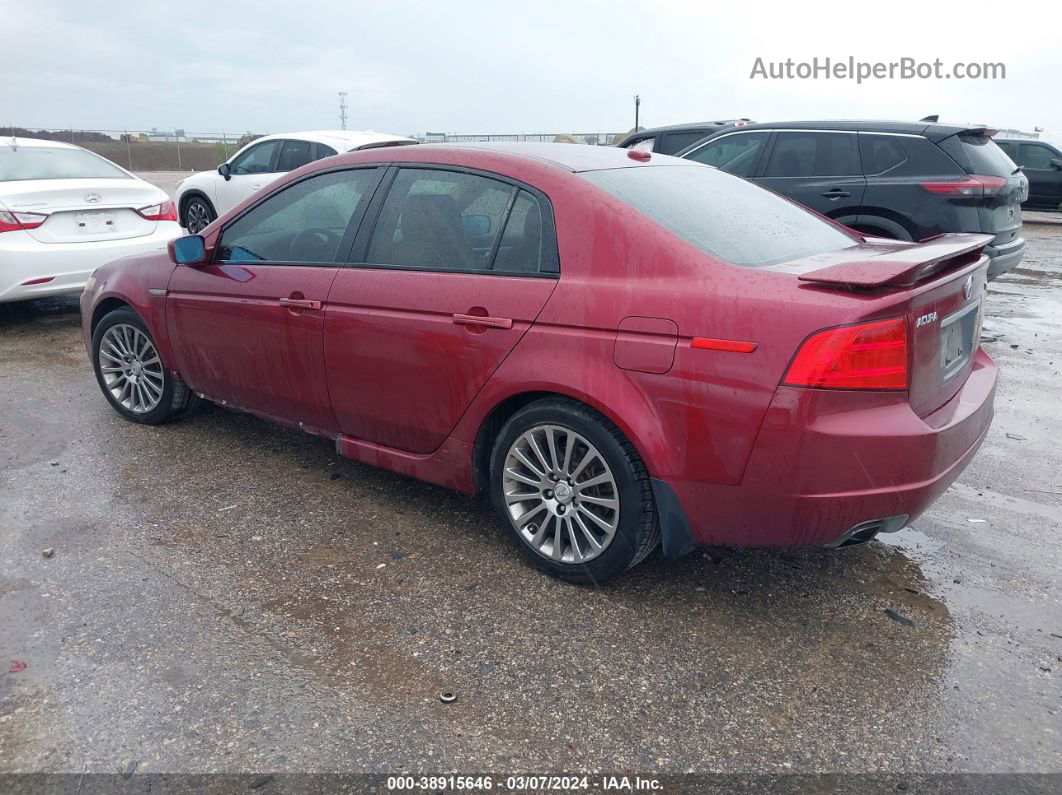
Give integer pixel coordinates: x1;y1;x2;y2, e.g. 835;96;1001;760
214;164;387;268
345;163;560;278
486;187;520;271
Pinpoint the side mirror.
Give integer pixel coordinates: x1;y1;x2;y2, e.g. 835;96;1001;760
463;214;491;237
168;234;207;266
218;163;232;181
1050;158;1062;171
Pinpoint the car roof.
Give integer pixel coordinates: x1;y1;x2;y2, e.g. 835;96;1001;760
675;119;998;153
251;130;416;151
1;137;81;150
413;141;683;172
692;120;993;143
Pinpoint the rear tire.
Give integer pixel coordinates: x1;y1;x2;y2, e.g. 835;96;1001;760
489;398;659;584
91;308;199;425
182;195;216;233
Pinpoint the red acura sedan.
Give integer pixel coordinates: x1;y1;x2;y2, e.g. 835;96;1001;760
81;143;997;583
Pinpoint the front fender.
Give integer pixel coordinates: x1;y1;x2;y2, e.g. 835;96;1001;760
81;254;178;369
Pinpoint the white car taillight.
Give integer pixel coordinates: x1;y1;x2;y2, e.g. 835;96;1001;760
136;200;178;222
0;210;47;234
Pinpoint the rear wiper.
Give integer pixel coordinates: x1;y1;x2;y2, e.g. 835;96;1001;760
1012;166;1024;175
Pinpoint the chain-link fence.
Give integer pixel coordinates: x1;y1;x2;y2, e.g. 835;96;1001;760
3;126;261;171
5;126;629;172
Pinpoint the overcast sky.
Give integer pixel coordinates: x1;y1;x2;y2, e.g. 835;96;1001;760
3;0;1060;141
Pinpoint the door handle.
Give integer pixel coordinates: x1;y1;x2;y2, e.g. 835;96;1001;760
279;297;322;310
822;188;851;199
452;313;512;329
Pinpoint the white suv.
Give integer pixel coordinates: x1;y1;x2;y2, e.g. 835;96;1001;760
175;130;416;232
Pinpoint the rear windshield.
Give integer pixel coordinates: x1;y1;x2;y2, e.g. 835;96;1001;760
583;164;856;268
957;135;1017;176
0;146;131;181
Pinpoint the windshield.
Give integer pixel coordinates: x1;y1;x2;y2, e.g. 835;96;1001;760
0;146;131;181
583;164;856;268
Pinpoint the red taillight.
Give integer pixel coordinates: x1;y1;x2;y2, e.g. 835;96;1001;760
784;317;908;390
920;174;1007;197
0;210;47;234
137;199;178;222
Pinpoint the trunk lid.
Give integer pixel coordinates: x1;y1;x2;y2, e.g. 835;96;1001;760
0;178;165;243
780;233;992;417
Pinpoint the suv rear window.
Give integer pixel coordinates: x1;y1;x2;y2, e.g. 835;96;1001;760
583;165;856;268
954;135;1017;176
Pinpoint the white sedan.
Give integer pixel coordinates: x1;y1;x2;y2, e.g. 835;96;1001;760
175;130;416;232
0;137;181;304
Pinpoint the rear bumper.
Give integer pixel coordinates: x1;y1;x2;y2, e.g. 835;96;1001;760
985;236;1025;279
0;222;180;303
662;348;997;549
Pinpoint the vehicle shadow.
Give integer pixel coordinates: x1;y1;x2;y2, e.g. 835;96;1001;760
0;295;82;329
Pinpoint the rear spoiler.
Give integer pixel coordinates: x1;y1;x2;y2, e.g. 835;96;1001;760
798;233;994;289
923;125;999;142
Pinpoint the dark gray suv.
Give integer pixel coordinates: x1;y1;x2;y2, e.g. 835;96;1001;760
678;121;1029;278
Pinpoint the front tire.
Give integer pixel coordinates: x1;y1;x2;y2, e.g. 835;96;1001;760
91;308;198;425
489;398;659;584
182;195;215;233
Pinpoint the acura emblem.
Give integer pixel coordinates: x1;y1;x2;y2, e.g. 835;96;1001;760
84;193;102;204
963;275;974;300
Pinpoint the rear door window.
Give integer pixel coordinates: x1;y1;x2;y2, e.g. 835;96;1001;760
764;132;860;177
492;190;545;273
277;139;314;172
314;143;338;161
365;168;514;272
859;134;907;175
684;132;768;177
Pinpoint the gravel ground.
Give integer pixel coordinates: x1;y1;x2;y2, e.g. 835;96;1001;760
0;215;1060;779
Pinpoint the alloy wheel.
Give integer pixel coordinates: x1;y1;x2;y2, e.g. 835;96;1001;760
502;424;620;564
185;200;212;233
98;324;165;414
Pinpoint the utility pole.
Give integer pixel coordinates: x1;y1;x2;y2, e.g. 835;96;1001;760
338;91;348;131
634;94;640;131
